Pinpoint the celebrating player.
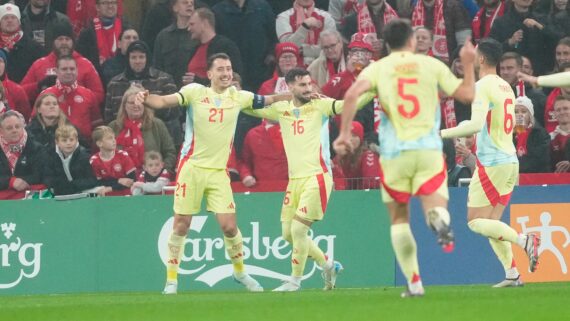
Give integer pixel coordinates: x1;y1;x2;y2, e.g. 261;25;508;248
137;53;290;294
442;38;541;287
334;19;476;297
246;68;374;291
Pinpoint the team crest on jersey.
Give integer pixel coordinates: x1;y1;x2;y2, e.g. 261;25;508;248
214;97;222;108
293;109;300;119
113;164;123;172
74;95;84;103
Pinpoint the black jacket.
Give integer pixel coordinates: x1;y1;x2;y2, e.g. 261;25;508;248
489;6;556;74
0;138;46;190
44;145;99;195
514;125;551;173
6;35;46;83
186;34;243;86
20;4;71;51
101;52;127;87
26;118;89;151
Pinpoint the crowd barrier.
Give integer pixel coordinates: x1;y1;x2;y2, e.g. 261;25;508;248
1;185;569;295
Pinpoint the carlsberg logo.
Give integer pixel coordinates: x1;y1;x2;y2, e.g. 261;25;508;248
0;223;43;289
158;216;336;286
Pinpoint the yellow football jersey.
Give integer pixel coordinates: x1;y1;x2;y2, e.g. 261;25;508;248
177;84;265;169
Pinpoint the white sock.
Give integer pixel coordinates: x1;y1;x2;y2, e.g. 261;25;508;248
506;267;520;279
516;234;527;248
291;276;302;285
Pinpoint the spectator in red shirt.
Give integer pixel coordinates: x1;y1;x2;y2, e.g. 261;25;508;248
258;42;302;95
550;95;570;172
544;63;570;133
333;121;380;190
89;125;135;196
238;118;288;188
0;47;31;120
21;20;104;106
41;55;103;142
131;151;171;196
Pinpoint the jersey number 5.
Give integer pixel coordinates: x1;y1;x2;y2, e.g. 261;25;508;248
397;78;420;119
209;108;224;123
503;98;514;134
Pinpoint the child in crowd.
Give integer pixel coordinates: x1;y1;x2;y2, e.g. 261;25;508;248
45;125;99;195
131;151;171;196
90;126;136;196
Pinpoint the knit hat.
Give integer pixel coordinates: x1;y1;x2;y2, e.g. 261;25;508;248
127;40;149;56
52;21;74;41
0;4;20;22
515;96;534;116
348;32;373;52
351;121;364;142
275;42;300;59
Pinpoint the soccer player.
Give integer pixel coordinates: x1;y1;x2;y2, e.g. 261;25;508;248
136;53;290;294
441;38;540;287
333;19;477;297
518;71;570;88
245;68;374;292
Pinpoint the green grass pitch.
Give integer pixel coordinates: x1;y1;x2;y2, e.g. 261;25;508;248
4;283;569;321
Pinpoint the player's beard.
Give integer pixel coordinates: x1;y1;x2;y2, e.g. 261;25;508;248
296;92;311;104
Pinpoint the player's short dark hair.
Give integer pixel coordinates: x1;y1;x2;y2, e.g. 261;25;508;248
383;19;414;50
56;55;76;68
477;38;503;67
207;53;231;70
500;52;522;67
193;7;215;29
285;68;310;84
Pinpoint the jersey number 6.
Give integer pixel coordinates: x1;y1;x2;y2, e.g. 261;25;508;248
503;98;514;134
397;78;420;119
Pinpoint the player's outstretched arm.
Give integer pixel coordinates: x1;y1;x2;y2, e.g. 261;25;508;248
451;38;476;104
136;90;180;110
441;102;487;138
264;92;292;105
333;78;372;156
521;71;570;88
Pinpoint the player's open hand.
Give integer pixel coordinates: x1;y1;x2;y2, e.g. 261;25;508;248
135;90;149;106
459;37;475;65
333;133;353;156
517;72;538;86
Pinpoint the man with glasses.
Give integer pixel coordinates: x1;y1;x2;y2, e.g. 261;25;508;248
77;0;129;73
307;30;346;87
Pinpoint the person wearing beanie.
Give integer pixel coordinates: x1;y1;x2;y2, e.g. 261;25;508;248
101;27;138;86
21;20;104;106
105;40;182;149
0;3;45;82
513;95;551;172
20;0;71;49
258;42;302;95
332;120;380;190
0;49;31;119
76;0;130;73
323;32;378;148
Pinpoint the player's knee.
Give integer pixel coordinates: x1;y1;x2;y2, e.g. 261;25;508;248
290;220;310;241
467;219;480;233
173;215;191;235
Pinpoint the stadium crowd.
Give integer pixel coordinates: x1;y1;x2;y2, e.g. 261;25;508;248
0;0;569;200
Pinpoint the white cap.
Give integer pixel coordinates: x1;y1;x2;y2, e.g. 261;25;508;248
0;4;20;22
515;96;534;116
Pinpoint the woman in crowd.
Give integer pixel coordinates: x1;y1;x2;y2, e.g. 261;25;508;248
513;96;551;173
108;86;176;173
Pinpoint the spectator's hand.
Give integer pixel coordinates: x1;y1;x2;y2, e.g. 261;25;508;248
523;19;543;30
303;17;322;29
182;72;196;85
242;176;257;188
517;72;538;86
508;30;523;47
455;143;472;159
97;186;113;196
135;90;149;106
459;37;475;65
334;133;353;156
555;161;570;173
118;178;134;187
12;178;30;191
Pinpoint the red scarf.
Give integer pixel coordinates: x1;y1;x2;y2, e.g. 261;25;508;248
440;96;457;129
515;80;526;97
357;3;399;34
67;0;123;36
0;129;27;174
116;119;145;168
545;88;562;133
0;30;23;51
472;1;505;42
291;1;324;45
94;17;122;65
412;0;448;62
54;79;79;115
515;128;532;157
